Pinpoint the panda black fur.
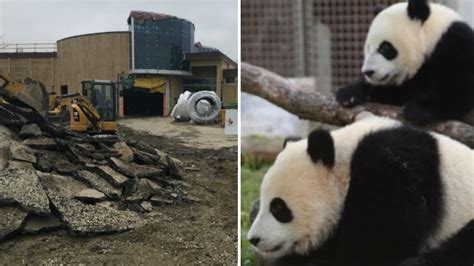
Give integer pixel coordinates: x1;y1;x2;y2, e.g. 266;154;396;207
247;115;474;266
336;0;474;123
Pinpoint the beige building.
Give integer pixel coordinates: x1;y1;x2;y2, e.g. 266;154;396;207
0;30;237;117
185;52;237;107
0;52;56;89
55;31;130;95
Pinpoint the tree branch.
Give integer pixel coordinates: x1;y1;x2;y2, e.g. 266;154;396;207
241;62;474;147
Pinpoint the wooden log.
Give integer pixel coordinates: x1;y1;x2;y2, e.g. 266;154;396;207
241;62;474;147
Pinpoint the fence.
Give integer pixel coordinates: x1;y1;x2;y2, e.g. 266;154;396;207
0;43;57;53
242;0;461;91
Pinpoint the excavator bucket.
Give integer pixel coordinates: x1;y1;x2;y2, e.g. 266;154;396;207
0;75;49;119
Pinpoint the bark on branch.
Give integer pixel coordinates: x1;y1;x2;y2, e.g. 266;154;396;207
241;62;474;147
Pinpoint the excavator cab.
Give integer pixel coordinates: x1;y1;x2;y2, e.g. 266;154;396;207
81;80;117;132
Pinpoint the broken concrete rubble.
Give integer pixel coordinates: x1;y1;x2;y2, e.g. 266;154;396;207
0;126;14;171
38;171;90;199
7;160;34;170
74;189;107;203
9;142;36;163
165;155;183;179
23;137;57;150
90;165;129;187
0;99;191;243
123;178;162;201
140;201;153;212
22;214;64;234
54;158;82;175
0;143;10;171
113;141;134;162
149;195;173;205
183;195;202;203
19;123;42;138
155;148;183;166
52;195;144;235
73;170;120;198
38;172;144;235
0;207;28;241
0;168;50;215
109;157;164;178
35;150;58;172
0;125;16;139
131;147;160;165
75;143;96;153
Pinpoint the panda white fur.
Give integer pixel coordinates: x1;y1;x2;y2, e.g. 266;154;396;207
247;115;474;266
336;0;474;123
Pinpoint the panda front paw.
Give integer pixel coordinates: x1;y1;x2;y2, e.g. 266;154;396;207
336;84;367;107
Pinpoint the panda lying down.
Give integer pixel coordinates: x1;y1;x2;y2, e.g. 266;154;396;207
247;115;474;266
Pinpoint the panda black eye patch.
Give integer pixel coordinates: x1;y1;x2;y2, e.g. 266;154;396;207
378;41;398;60
270;197;293;223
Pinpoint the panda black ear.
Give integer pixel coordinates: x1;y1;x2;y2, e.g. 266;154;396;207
307;129;335;168
407;0;430;22
283;137;302;149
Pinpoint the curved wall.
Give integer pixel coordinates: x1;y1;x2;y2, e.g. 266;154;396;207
55;31;130;94
131;18;194;71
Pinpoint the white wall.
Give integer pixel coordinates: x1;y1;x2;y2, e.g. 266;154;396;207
241;93;309;138
456;0;474;26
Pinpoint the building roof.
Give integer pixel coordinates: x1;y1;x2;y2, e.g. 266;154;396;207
0;52;57;59
57;31;129;43
185;51;237;67
127;10;194;28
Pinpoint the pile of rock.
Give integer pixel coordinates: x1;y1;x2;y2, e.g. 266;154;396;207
0;103;193;242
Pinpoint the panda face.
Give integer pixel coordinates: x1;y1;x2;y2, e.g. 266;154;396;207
363;3;425;86
362;2;462;86
362;40;401;85
247;139;344;258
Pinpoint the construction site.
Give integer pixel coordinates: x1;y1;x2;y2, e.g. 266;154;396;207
0;9;237;265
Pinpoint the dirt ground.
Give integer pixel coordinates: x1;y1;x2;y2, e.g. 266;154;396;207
120;117;237;149
0;118;237;265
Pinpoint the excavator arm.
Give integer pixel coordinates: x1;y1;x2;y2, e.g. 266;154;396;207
1;75;116;133
49;93;103;132
71;96;102;131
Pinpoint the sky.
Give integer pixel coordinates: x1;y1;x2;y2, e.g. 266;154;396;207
0;0;238;61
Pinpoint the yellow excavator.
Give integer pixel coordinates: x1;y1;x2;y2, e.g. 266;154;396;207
49;80;117;133
0;74;117;133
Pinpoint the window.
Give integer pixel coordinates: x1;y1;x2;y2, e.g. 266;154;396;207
60;85;68;95
183;78;217;93
225;77;236;85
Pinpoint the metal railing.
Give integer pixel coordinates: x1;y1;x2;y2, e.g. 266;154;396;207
0;43;57;53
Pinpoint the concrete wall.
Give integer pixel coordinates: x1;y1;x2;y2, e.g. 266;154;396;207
168;76;184;113
222;83;237;105
55;32;130;94
0;53;56;90
457;0;474;26
218;60;237;105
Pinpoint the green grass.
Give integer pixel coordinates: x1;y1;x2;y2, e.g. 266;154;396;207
241;164;269;266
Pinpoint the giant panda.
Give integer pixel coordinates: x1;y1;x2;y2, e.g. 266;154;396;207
247;115;474;266
336;0;474;123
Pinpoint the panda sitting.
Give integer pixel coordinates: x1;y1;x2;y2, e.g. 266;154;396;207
336;0;474;123
247;115;474;266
